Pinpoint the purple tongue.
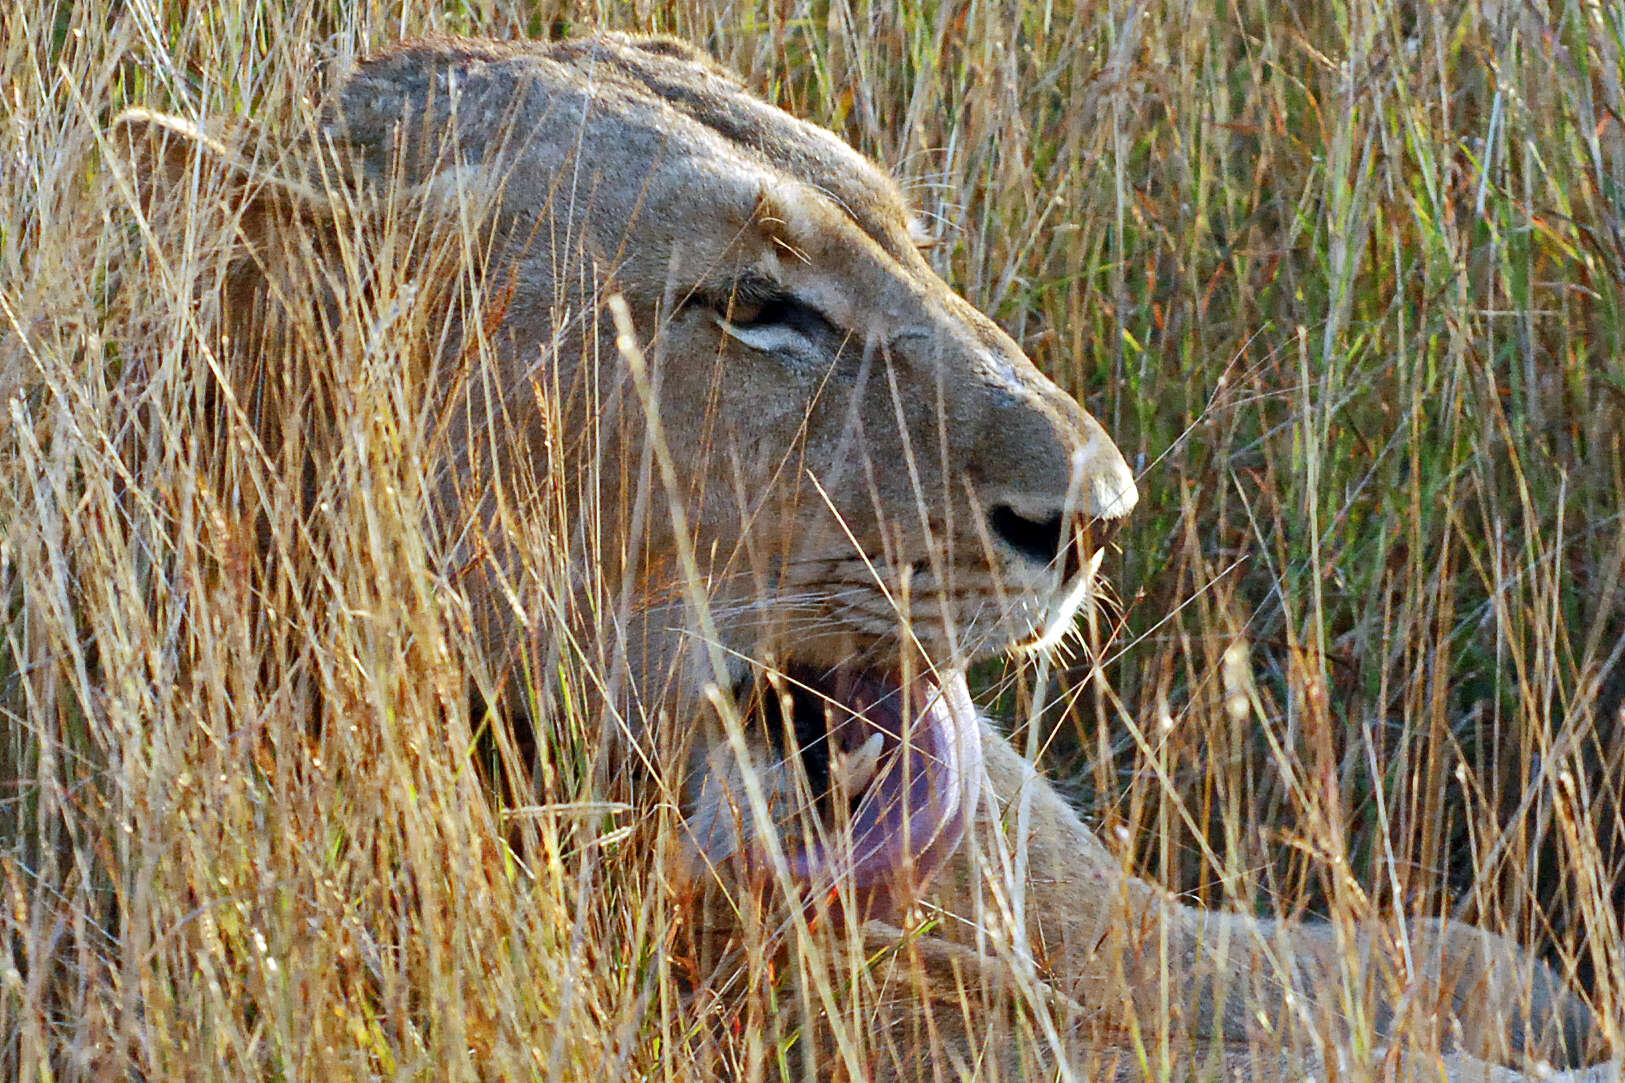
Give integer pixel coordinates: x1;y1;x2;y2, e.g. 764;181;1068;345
783;671;982;908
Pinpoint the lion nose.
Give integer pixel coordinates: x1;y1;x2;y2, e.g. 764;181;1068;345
981;422;1138;572
985;498;1130;574
986;504;1067;566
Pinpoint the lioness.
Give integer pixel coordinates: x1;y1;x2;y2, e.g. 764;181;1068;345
114;33;1612;1081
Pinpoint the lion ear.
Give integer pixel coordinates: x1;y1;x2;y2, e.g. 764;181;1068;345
109;108;337;244
110;109;233;212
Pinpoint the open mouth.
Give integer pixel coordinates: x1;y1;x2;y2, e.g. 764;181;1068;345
692;663;983;912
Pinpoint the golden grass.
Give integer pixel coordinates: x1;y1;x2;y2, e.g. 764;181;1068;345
2;0;1623;1078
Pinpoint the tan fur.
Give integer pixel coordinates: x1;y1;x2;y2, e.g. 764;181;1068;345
113;34;1611;1081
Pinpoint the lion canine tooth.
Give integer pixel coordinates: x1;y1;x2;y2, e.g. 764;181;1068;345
833;731;886;795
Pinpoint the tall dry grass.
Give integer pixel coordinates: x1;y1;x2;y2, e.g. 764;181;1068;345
2;0;1622;1079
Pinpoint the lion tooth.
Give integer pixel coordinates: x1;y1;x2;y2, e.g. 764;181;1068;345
833;731;886;795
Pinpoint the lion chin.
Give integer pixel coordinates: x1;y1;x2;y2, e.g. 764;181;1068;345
114;31;1612;1082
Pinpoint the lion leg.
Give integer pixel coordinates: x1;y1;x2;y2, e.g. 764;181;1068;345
922;728;1606;1072
856;919;1608;1082
1402;916;1601;1067
927;728;1311;1043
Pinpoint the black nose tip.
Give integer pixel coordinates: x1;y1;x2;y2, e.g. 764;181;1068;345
989;504;1125;575
988;504;1066;566
1093;513;1124;551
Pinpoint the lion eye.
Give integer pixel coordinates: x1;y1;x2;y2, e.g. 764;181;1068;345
707;289;834;355
724;296;768;324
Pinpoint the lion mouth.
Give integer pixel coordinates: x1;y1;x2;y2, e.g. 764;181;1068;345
699;664;982;911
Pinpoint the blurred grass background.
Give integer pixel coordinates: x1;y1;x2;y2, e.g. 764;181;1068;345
2;0;1622;1077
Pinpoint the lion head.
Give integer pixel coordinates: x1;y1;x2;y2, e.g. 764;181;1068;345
115;33;1136;916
